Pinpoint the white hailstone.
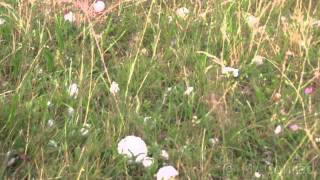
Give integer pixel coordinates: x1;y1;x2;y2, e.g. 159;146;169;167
47;119;54;127
312;20;320;27
209;137;219;146
93;1;105;13
247;14;259;29
140;48;148;55
48;140;58;148
142;157;154;168
38;68;43;74
143;116;152;123
156;165;179;180
184;86;194;95
176;7;189;19
64;11;75;23
280;16;287;22
47;101;52;107
252;55;265;66
80;123;91;136
80;128;89;136
254;172;262;178
232;69;239;77
68;83;78;98
117;135;148;163
315;137;320;143
221;66;239;77
110;81;120;95
274;125;282;135
68;107;75;116
160;150;169;160
0;18;5;25
168;16;173;23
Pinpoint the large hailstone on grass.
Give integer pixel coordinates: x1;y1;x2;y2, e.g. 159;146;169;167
156;165;179;180
93;1;106;13
117;135;148;163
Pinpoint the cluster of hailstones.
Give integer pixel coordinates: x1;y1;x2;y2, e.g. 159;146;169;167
117;135;179;180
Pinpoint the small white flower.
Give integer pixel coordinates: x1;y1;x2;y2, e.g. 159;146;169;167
110;81;120;95
68;83;78;98
167;87;172;92
68;107;75;116
117;135;148;163
252;55;265;66
64;11;75;23
315;137;320;143
47;119;54;127
184;86;194;95
0;18;5;25
209;137;219;146
160;150;169;160
176;7;189;19
49;140;58;148
142;157;154;168
254;172;262;178
93;1;105;13
156;165;179;180
274;125;282;135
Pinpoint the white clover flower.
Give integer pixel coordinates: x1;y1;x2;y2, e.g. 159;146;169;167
142;157;154;168
0;18;5;25
156;165;179;180
160;150;169;160
68;83;78;98
68;107;75;116
252;55;265;66
117;135;148;163
176;7;189;19
209;137;219;146
274;125;282;135
110;81;120;95
254;172;262;178
221;66;239;77
47;119;54;127
64;11;75;23
184;86;194;95
93;1;105;13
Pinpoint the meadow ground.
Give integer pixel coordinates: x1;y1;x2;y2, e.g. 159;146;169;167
0;0;320;179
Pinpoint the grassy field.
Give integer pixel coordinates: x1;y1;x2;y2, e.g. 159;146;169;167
1;0;320;179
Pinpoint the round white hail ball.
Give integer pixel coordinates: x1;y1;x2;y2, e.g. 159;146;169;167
94;1;106;13
117;135;148;163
